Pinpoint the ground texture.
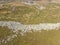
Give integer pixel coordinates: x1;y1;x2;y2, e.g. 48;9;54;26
0;2;60;45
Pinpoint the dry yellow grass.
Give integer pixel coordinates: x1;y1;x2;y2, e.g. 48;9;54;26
8;2;26;6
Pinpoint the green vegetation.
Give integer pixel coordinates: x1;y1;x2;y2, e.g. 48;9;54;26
0;3;60;24
1;27;60;45
0;26;15;45
0;3;60;45
0;26;13;39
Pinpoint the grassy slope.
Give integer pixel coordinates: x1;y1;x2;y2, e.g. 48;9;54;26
0;3;60;45
1;28;60;45
0;3;60;24
0;26;15;45
0;26;60;45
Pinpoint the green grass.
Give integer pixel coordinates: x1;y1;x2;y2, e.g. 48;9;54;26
0;3;60;24
0;3;60;45
1;28;60;45
0;26;15;45
0;26;13;39
0;26;60;45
